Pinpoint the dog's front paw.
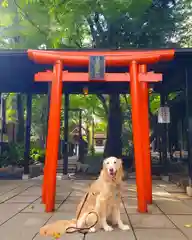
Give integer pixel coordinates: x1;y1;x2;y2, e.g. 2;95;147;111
119;224;130;231
89;227;96;233
103;225;114;232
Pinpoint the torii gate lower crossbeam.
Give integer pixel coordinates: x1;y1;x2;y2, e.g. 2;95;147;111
27;49;175;213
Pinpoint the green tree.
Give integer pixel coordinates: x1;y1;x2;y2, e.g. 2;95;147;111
0;0;189;160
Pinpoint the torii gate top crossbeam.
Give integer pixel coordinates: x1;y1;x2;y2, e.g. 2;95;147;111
28;49;175;66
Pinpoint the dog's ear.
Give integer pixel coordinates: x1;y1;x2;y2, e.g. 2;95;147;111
102;158;107;169
115;159;124;183
101;158;108;178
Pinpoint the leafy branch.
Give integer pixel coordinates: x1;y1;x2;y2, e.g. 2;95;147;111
13;0;48;36
96;94;108;116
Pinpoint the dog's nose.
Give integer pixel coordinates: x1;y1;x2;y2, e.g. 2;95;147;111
109;168;114;173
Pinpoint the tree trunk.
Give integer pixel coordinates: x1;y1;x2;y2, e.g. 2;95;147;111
104;94;122;158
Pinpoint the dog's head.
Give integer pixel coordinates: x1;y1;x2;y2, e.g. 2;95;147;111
102;156;124;183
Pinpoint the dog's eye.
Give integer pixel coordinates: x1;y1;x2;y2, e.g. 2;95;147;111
114;161;116;164
106;162;109;164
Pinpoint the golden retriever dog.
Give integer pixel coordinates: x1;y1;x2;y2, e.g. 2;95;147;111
40;156;130;237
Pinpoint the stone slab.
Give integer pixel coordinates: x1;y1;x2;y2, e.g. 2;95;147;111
86;229;136;240
34;233;81;240
58;203;78;213
134;229;188;240
165;185;185;193
65;196;82;204
0;213;52;240
129;214;175;229
0;203;29;225
183;199;192;208
168;214;192;239
0;186;35;203
123;199;162;214
19;187;42;196
5;195;39;203
156;200;192;214
0;178;190;240
22;203;60;213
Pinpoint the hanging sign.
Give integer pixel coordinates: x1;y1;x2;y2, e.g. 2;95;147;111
89;56;105;80
158;106;170;123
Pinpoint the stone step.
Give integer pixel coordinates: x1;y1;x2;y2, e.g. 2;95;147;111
57;163;77;174
56;157;78;174
57;168;76;173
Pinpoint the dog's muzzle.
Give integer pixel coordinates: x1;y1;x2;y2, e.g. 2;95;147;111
109;168;116;177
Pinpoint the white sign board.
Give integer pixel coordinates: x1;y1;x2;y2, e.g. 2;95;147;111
158;106;170;123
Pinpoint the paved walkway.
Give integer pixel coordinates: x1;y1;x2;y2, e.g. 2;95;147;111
0;179;191;240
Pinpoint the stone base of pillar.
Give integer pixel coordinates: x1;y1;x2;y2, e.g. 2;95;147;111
186;186;192;197
22;174;30;180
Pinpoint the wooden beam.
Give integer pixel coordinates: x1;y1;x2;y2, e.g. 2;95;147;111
34;71;162;83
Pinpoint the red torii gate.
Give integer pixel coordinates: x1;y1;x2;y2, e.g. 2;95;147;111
27;49;175;213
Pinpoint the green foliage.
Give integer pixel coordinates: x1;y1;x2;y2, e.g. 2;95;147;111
0;151;10;167
149;92;179;115
122;134;134;156
94;121;107;132
6;93;18;123
0;142;25;167
0;0;190;159
150;94;161;114
30;147;45;162
68;94;108;133
31;94;48;144
0;0;51;48
1;0;8;8
70;94;108;119
0;143;45;167
0;0;153;48
168;92;178;101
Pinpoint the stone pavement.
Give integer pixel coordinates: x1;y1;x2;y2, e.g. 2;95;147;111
0;179;191;240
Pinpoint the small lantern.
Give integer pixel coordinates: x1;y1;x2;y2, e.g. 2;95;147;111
158;106;170;124
149;88;153;94
83;87;88;95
